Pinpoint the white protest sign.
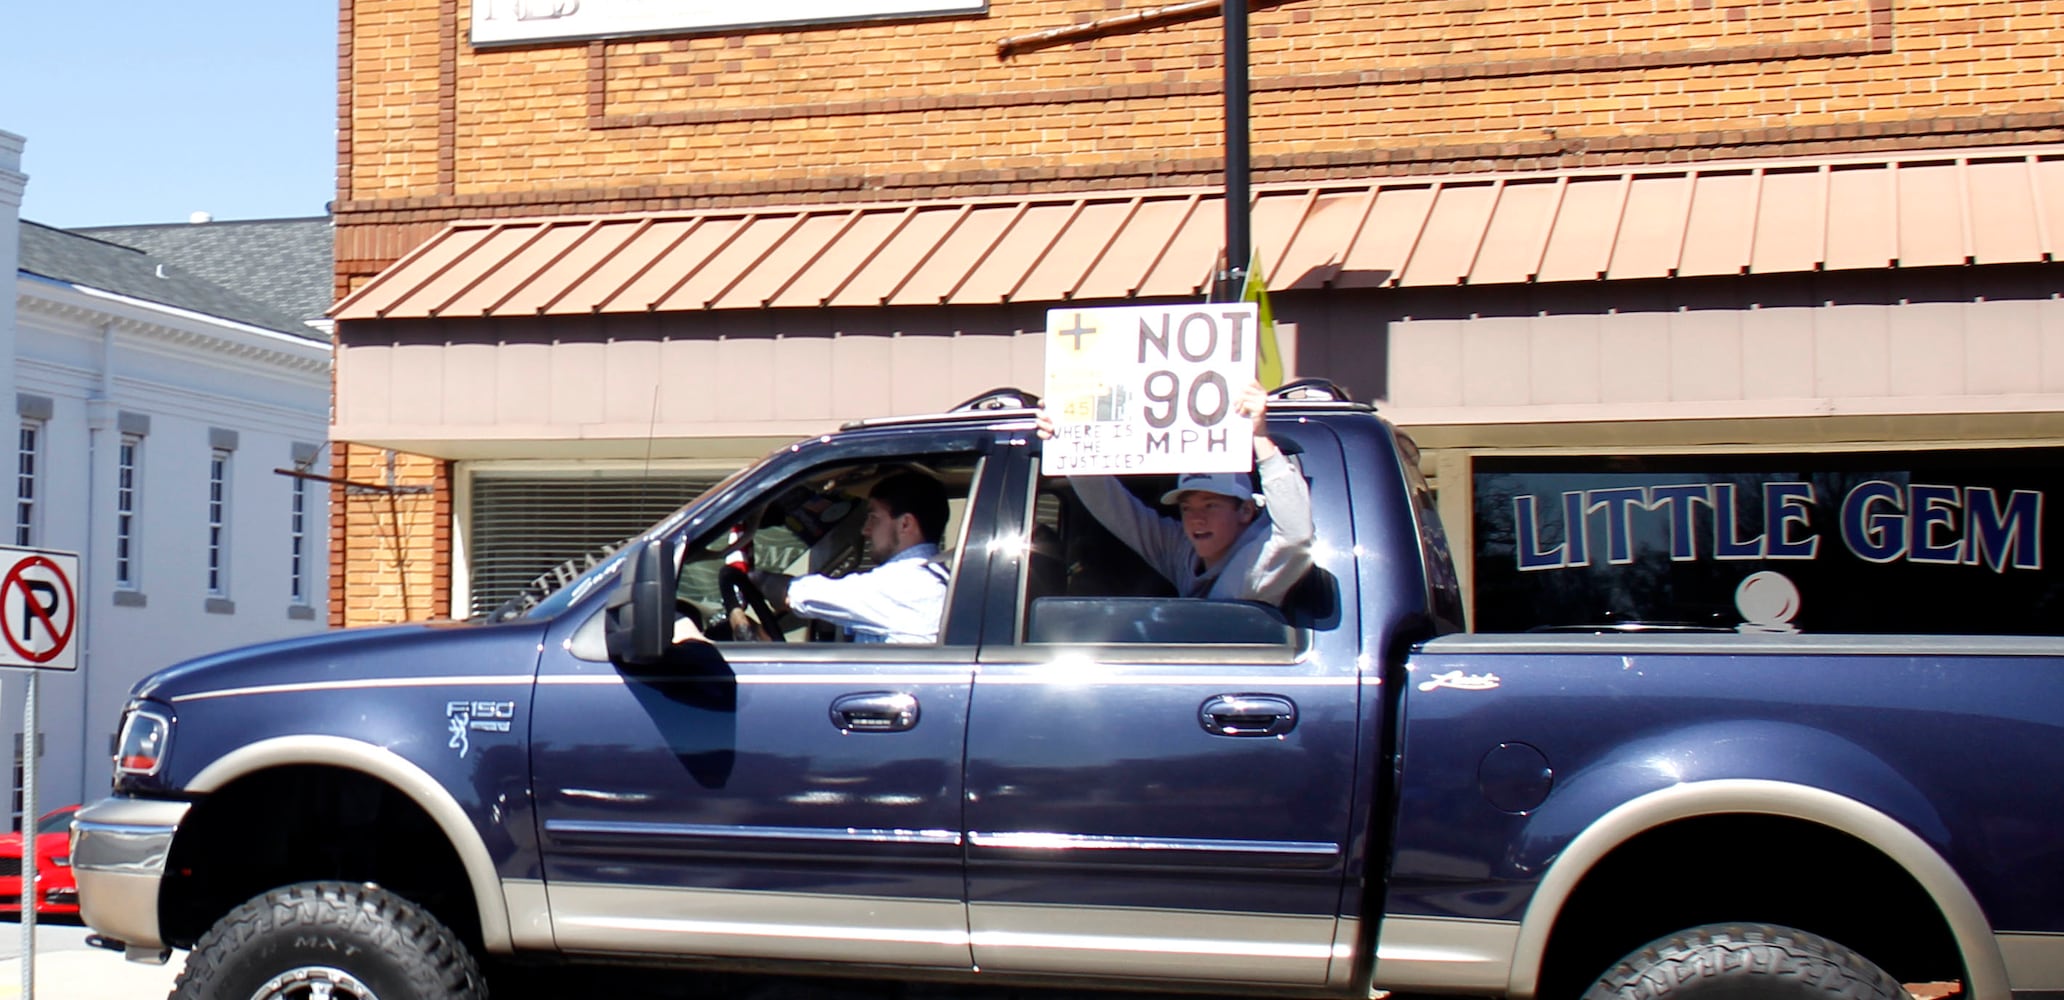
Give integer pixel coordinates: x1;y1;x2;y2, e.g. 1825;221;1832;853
1043;304;1258;476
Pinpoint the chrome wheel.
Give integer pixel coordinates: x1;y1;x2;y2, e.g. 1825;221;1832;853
175;882;483;1000
249;966;381;1000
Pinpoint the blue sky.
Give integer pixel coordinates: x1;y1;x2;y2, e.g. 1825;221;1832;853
0;3;337;228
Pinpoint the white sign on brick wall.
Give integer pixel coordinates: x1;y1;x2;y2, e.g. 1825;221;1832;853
471;0;987;47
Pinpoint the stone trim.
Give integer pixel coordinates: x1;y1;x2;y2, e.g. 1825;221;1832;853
293;441;323;466
0;130;24;204
17;393;52;421
338;0;355;207
328;442;348;630
118;411;151;437
432;458;453;619
587;40;607;128
113;590;147;608
210;427;240;452
15;290;332;376
583;0;1889;129
205;598;237;615
438;0;458;197
994;0;1297;59
289;604;318;621
594;41;1887;131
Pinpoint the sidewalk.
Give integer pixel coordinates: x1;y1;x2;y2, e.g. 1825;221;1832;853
0;952;182;1000
0;924;183;1000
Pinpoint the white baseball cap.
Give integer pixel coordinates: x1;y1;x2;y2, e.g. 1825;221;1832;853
1161;471;1261;506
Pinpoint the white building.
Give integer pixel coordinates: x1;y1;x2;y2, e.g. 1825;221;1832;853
1;130;332;820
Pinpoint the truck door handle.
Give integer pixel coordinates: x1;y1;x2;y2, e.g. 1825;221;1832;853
1199;694;1297;737
829;692;921;733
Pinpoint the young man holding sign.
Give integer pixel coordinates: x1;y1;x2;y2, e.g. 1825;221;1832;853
1038;379;1314;605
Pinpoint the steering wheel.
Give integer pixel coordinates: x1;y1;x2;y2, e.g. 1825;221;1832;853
717;565;786;643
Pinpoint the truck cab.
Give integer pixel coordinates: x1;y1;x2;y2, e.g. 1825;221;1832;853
72;388;1453;1000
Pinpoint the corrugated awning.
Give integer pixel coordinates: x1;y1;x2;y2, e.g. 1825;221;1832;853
334;146;2064;320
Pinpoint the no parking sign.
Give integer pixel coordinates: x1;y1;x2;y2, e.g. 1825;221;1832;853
0;546;79;671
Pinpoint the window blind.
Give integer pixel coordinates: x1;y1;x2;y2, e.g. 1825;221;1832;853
467;472;732;619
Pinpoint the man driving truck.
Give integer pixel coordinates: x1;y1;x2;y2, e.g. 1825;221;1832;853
745;470;952;644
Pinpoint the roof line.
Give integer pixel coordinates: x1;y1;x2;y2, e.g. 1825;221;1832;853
73;214;333;229
26;276;330;350
20;221;150;255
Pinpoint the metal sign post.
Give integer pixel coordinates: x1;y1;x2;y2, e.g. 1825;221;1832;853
20;670;35;1000
0;545;83;1000
1217;0;1251;303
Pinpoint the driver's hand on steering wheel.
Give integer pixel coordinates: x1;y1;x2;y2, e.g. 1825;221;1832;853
747;568;794;610
727;606;771;642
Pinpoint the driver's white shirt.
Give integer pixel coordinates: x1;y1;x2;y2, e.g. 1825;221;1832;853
786;543;949;644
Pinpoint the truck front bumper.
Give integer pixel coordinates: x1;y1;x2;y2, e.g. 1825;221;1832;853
71;797;191;955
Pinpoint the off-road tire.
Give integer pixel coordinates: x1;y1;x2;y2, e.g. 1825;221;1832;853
1583;924;1909;1000
170;880;486;1000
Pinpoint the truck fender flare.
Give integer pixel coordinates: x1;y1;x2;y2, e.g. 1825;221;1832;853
187;735;514;955
1504;778;2007;1000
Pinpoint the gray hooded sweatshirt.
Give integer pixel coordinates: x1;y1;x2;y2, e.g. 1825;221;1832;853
1069;453;1315;605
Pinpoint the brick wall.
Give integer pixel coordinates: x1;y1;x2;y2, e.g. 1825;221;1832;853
343;0;2064;223
334;0;2064;293
332;0;2064;621
329;440;451;626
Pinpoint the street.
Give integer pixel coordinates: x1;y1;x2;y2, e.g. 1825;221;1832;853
0;923;1127;1000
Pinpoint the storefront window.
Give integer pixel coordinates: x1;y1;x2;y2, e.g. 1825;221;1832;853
1471;449;2058;635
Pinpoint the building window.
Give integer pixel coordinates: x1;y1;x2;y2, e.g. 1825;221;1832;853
208;449;231;597
116;435;141;588
15;421;39;547
465;470;736;619
290;475;309;604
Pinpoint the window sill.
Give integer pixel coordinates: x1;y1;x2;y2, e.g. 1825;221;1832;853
113;590;147;608
205;598;236;615
287;604;316;621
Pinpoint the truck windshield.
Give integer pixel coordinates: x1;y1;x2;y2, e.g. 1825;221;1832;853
519;547;634;621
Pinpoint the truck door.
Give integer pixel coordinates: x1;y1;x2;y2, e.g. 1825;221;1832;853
527;433;1006;968
962;423;1365;987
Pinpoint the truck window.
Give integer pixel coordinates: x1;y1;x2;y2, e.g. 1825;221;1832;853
674;453;984;645
1014;467;1304;652
1395;430;1466;634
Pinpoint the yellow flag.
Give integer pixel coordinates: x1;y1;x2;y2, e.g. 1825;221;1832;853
1240;246;1284;389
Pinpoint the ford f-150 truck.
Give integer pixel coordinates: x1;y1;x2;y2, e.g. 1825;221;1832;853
71;385;2064;1000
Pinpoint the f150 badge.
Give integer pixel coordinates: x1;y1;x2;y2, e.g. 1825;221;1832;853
447;700;517;758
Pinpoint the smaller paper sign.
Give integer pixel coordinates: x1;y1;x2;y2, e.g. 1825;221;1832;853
1042;304;1258;476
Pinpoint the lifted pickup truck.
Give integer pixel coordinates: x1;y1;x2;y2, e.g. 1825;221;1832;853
73;387;2064;1000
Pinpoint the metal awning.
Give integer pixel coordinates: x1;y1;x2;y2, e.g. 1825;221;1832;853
333;145;2064;321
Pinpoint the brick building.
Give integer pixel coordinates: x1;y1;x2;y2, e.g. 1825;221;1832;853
330;0;2064;630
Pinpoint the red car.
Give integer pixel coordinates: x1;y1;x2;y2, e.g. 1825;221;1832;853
0;805;80;918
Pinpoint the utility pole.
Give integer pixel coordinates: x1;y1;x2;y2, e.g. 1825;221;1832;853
1217;0;1250;302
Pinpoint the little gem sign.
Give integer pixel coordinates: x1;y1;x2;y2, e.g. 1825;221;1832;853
1043;304;1259;476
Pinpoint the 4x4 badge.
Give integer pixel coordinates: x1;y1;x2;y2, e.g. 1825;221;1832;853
1417;670;1501;692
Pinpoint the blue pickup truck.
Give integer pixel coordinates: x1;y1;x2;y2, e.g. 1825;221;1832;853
72;388;2064;1000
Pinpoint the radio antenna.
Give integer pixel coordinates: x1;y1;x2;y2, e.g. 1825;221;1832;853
640;381;661;510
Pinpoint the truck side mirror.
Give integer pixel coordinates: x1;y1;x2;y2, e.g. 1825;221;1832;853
604;538;671;666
